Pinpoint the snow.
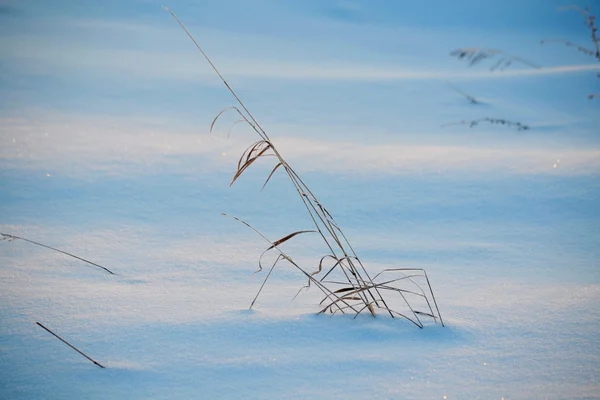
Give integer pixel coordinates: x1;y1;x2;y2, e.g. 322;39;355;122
1;1;600;399
2;167;598;399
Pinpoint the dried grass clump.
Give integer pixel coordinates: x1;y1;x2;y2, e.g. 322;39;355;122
165;8;444;328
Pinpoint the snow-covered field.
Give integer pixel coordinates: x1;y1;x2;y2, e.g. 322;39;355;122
1;1;599;399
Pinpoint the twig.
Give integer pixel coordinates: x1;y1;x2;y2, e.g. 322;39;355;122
36;322;105;368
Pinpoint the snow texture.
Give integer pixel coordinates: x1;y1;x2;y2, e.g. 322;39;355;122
1;1;599;399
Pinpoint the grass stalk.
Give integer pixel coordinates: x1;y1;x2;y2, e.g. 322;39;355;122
167;8;444;327
1;233;115;275
36;322;105;368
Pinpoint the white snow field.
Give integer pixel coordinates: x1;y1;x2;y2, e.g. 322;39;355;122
1;1;599;399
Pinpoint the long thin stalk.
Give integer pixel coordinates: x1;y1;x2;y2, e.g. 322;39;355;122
1;233;115;275
36;322;105;368
163;7;270;142
250;254;282;309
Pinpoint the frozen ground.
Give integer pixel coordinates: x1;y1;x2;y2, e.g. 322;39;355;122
1;1;600;399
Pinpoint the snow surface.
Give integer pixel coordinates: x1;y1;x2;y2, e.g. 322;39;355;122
1;1;600;399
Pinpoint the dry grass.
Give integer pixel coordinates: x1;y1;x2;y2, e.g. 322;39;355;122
36;322;105;368
447;48;537;131
446;6;600;130
1;232;115;275
449;48;540;71
441;118;530;131
541;5;599;99
452;6;599;100
447;81;483;105
165;8;444;328
542;5;600;62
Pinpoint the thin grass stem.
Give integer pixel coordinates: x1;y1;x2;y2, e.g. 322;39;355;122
1;233;115;275
36;322;105;368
